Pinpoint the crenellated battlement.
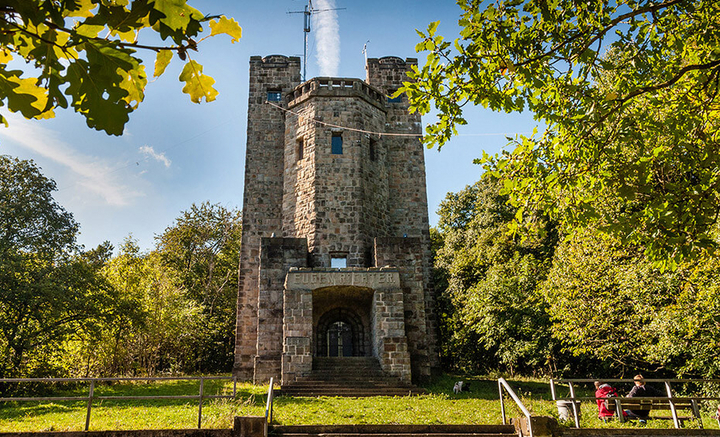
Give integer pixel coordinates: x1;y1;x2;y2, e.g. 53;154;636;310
287;77;386;110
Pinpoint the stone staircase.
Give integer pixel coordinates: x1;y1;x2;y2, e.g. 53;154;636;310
280;357;425;397
270;424;518;437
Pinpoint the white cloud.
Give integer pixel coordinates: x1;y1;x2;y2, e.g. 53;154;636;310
0;114;140;206
139;145;171;168
313;0;340;77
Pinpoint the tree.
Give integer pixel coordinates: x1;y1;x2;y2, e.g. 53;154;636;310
0;0;242;135
433;177;559;374
156;202;241;372
403;0;720;268
84;237;201;376
0;156;128;377
541;228;680;374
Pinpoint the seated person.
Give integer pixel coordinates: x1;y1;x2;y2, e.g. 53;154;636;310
595;381;620;420
625;374;662;423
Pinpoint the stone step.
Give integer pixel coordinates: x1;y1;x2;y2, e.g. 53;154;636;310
313;357;381;366
312;366;383;372
279;387;427;397
301;374;400;379
288;379;410;387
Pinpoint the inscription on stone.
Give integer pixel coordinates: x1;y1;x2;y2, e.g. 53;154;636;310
286;271;400;289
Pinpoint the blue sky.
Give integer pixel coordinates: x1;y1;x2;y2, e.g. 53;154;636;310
0;0;537;252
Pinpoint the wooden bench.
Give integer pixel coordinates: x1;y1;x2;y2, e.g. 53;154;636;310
604;397;703;428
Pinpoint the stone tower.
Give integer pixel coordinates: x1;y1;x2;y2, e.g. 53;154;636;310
234;55;439;386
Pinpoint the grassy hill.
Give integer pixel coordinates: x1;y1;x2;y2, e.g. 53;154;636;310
1;375;717;432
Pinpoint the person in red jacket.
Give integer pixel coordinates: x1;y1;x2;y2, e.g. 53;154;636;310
595;381;620;421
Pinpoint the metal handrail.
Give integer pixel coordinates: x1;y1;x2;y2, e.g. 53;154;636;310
265;377;275;424
498;377;533;437
0;375;237;430
550;378;719;429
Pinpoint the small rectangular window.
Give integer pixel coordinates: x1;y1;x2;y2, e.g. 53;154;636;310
331;255;347;268
331;133;343;154
267;91;282;102
296;138;304;160
369;138;377;162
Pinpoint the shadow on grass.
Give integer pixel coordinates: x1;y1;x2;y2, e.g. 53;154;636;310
0;380;265;423
422;374;556;401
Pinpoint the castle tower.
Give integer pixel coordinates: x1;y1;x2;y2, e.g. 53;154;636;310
234;55;439;385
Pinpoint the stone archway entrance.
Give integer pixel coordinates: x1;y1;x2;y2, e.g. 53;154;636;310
316;307;366;357
282;269;412;385
312;285;373;358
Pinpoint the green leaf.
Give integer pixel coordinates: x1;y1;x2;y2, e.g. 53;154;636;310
151;0;203;31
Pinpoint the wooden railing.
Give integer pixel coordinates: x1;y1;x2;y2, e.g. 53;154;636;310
0;375;237;430
550;378;720;429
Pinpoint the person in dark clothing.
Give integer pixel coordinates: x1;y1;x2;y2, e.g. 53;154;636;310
625;374;662;423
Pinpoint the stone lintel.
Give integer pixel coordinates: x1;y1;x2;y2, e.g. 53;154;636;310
285;268;400;290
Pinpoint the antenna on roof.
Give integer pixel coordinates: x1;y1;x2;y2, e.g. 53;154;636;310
362;40;370;65
288;0;346;81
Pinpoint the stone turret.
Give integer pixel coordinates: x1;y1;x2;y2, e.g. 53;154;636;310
234;55;439;385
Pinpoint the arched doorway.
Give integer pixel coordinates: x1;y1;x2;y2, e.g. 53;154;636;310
327;321;352;357
315;307;367;357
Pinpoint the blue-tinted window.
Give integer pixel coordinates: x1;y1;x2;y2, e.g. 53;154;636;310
267;91;282;102
331;256;347;268
388;90;403;103
331;133;343;154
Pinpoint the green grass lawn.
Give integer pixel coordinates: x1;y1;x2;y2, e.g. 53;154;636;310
1;374;718;432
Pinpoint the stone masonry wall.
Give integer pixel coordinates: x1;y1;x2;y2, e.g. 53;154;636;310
371;287;412;384
234;56;301;379
284;79;388;268
374;237;432;382
367;57;440;374
255;237;308;383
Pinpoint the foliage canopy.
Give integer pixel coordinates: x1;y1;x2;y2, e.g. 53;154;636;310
0;0;241;135
434;177;720;378
433;178;559;375
403;0;720;268
0;156;129;377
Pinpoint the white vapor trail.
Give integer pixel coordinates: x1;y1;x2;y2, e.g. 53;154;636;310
313;0;340;77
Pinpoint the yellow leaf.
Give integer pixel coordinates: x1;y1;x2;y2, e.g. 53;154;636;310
605;91;618;101
52;32;78;60
179;61;218;103
64;0;96;18
6;76;52;117
0;50;12;64
154;50;173;78
209;16;242;43
153;0;203;31
102;0;129;6
35;108;55;120
75;24;104;38
119;65;147;109
110;29;137;43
